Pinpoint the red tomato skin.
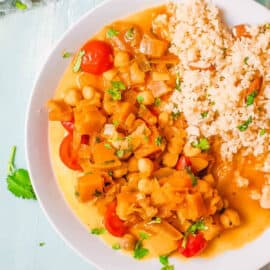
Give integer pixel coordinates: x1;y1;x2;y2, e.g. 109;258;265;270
178;233;207;258
61;121;74;133
176;155;192;170
59;133;82;171
81;40;114;75
104;201;128;237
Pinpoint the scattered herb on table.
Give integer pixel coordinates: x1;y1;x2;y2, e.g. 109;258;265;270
62;51;73;59
6;146;36;200
15;0;27;10
39;242;45;247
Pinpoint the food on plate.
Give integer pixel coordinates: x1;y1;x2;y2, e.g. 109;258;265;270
47;0;270;263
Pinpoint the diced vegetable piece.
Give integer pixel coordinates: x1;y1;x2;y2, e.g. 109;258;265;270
92;142;119;165
139;35;168;58
152;72;171;81
135;145;162;159
47;100;73;121
185;193;206;221
116;192;137;220
74;100;106;134
114;51;130;67
76;72;104;90
232;24;251;38
178;233;207;257
159;170;192;190
59;133;82;171
131;221;182;256
245;75;262;101
176;155;192;170
77;172;104;202
130;62;145;85
188;61;215;71
104;201;128;237
189;157;209;172
147;80;172;98
220;209;240;229
113;101;135;124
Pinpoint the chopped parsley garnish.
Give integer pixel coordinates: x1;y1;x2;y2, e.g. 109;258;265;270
237;116;252;132
104;143;112;149
73;50;85;72
93;190;102;197
108;171;113;176
185;167;198;186
154;98;161;107
15;0;27;10
244;57;249;65
260;129;266;136
201;111;208;118
246;90;258;106
172;111;180;120
159;255;174;270
39;242;45;247
139;231;149;240
155;136;163;146
175;73;182;92
147;217;162;225
192;138;210;151
6;146;36;200
112;243;121;250
106;28;119;39
182;220;208;248
137;95;144;104
107;81;126;101
125;28;135;40
116;149;125;158
133;240;149;259
91;228;106;235
62;51;73;59
113;120;119;126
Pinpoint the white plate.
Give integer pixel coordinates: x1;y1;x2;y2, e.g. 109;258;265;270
26;0;270;269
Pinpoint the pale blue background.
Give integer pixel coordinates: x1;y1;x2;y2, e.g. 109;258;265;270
0;1;269;270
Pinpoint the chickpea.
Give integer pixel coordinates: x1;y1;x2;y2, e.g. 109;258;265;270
82;86;95;100
138;158;154;177
119;234;136;251
137;91;154;105
183;142;201;157
138;178;152;194
220;209;240;229
167;136;184;154
114;51;130;68
158;111;170;127
63;88;82;106
113;166;128;178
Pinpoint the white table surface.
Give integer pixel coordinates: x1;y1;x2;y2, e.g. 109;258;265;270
0;1;269;270
0;1;103;269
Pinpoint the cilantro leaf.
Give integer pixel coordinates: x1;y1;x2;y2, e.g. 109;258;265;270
161;266;174;270
133;240;149;259
175;73;182;92
244;57;249;65
39;242;45;247
73;50;85;72
246;91;258;106
159;255;169;266
260;129;266;136
185;167;198;186
192;138;210;151
106;28;119;39
107;81;126;101
62;51;73;59
116;149;125;158
91;228;106;235
15;0;27;10
112;243;121;250
139;231;149;240
104;143;112;149
172;111;180;120
137;95;144;104
6;146;36;200
155;136;163;146
237;116;252;132
201;111;208;118
154;98;161;107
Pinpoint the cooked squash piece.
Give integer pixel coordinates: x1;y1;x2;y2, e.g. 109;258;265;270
160;171;192;190
47;99;73;121
147;80;172;98
130;62;145;85
76;72;104;90
74;100;106;134
92;142;119;165
77;172;104;202
116;192;137;220
190;157;209;172
184;193;207;221
112;101;135;124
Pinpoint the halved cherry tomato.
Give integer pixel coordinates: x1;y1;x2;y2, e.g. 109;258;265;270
61;121;74;133
178;233;207;258
176;155;192;170
81;40;114;75
104;201;128;237
59;133;82;171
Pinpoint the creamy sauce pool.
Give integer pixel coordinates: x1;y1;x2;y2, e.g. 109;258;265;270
49;6;270;259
